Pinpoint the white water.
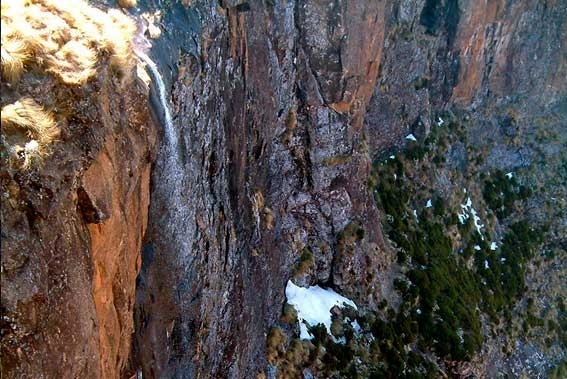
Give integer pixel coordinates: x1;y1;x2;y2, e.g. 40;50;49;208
136;50;178;149
135;50;194;256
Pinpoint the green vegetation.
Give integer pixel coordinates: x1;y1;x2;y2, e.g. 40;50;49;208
267;111;553;378
293;248;315;278
361;113;543;375
475;221;545;317
371;157;483;362
482;170;532;219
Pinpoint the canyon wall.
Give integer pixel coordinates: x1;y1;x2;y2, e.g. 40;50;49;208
0;2;158;377
1;69;157;378
131;0;566;377
1;0;565;378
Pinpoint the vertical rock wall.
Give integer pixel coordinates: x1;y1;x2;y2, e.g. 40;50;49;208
133;0;566;377
132;0;392;377
1;30;157;379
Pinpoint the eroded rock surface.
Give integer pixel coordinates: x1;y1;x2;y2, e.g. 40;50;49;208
132;0;565;378
1;0;565;377
0;4;158;375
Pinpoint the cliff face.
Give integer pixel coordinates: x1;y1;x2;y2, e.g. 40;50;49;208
1;0;565;378
132;1;392;377
0;2;157;378
366;0;566;157
1;72;156;378
132;0;566;377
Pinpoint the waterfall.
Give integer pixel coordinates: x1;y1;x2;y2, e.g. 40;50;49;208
135;51;178;149
133;43;198;376
134;50;193;253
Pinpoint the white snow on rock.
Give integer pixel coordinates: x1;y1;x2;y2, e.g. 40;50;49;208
285;280;357;340
458;195;485;239
484;260;490;269
405;133;417;142
348;318;362;334
426;199;432;208
389;155;395;159
474;245;481;251
490;242;498;250
505;172;513;179
437;117;444;126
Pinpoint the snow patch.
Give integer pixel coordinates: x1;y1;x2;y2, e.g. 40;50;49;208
458;195;485;239
425;199;432;208
285;280;357;340
474;245;481;251
437;117;444;126
505;172;513;179
405;133;417;142
490;242;498;251
349;318;362;334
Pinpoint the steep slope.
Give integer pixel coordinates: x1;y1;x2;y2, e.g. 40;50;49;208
0;1;157;377
1;0;565;378
131;0;566;378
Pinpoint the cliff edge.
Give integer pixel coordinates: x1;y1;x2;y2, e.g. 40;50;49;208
1;1;157;377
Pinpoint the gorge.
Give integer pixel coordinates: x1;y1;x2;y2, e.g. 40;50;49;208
1;0;566;378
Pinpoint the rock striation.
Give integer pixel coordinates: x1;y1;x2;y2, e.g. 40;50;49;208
1;0;565;377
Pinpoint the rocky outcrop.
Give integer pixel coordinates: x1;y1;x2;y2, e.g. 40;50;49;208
366;0;567;158
0;2;158;377
0;71;157;378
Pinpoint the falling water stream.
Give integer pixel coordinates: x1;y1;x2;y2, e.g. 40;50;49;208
134;47;195;258
135;51;177;149
132;46;199;375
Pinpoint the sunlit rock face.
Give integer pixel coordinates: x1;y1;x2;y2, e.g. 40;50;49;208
0;1;157;378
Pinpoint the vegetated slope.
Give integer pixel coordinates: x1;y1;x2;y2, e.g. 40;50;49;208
1;1;157;377
268;111;565;378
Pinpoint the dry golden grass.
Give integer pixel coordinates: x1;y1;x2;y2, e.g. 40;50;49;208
1;37;30;82
1;0;137;85
1;1;139;169
1;98;59;145
1;98;60;168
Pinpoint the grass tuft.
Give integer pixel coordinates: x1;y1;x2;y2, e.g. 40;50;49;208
1;98;60;169
118;0;137;9
1;0;138;85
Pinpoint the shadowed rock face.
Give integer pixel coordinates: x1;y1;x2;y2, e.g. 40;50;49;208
132;1;390;377
130;0;565;378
